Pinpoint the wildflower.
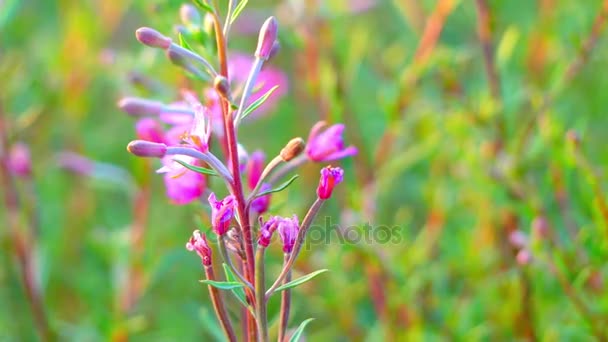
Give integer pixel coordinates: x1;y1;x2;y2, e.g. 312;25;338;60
305;121;358;162
161;160;206;204
251;183;271;214
317;166;344;200
246;150;265;189
7;143;32;178
258;216;280;247
255;17;278;61
278;215;299;253
209;193;236;235
186;230;212;266
136;27;172;49
135;118;166;143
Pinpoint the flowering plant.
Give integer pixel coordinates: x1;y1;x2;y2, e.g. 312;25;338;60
119;2;357;341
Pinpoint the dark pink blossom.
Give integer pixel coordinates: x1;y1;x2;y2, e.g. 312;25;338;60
258;216;280;247
278;215;299;253
305;121;357;162
186;230;212;266
317;166;344;200
208;193;236;235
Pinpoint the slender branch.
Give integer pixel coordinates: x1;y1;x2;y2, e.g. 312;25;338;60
219;238;254;292
254;248;269;342
204;265;238;342
277;253;292;342
266;198;325;299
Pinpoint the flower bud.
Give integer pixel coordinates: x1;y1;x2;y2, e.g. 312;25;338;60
213;75;230;100
186;230;212;266
135;27;172;49
278;215;299;253
280;137;305;161
258;216;280;248
118;97;165;116
251;184;271;214
255;16;278;60
208;193;236;235
8;142;32;178
127;140;167;158
317;166;344;200
180;4;201;26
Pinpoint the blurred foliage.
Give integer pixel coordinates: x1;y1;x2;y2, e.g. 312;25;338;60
2;0;608;341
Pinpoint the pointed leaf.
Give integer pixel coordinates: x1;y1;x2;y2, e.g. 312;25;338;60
192;0;214;14
230;0;249;25
178;32;193;51
222;263;248;307
256;175;299;198
174;159;218;176
199;279;244;290
274;269;328;293
289;318;315;342
240;85;279;121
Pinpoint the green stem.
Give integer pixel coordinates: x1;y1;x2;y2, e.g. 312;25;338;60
255;248;269;342
219;238;254;292
277;253;292;342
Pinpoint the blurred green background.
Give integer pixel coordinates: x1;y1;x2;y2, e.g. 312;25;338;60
2;0;608;340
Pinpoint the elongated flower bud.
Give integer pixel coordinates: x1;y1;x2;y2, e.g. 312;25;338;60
255;16;278;60
208;193;236;235
127;140;167;158
186;230;212;266
118;97;164;116
317;166;344;200
136;27;172;49
213;76;230;100
280;137;305;161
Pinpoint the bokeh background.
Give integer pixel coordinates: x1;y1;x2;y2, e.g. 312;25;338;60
2;0;608;340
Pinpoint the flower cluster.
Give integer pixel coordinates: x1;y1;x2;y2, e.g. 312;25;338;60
120;3;357;341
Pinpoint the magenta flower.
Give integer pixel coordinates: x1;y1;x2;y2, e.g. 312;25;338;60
7;142;32;178
162;163;206;204
278;215;299;253
258;216;280;247
251;183;271;214
317;166;344;200
246;150;265;189
186;230;212;266
209;193;236;235
135;118;166;143
305;121;358;162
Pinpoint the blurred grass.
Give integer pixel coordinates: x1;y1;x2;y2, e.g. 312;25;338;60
2;0;608;340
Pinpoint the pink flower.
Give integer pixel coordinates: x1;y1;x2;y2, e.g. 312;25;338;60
251;183;271;214
162;162;206;204
7;142;32;178
258;216;280;247
186;230;212;266
135;118;166;143
208;193;236;235
305;121;358;162
246;150;265;189
317;166;344;200
278;215;299;253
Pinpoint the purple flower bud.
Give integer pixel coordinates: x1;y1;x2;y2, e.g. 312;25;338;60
278;215;299;253
186;230;212;266
251;183;271;214
516;249;532;265
118;97;165;116
258;216;280;247
208;193;236;235
306;121;358;162
135;118;166;143
135;27;172;49
255;16;278;60
317;166;344;200
180;4;201;26
246;150;265;189
127;140;167;158
7;142;32;178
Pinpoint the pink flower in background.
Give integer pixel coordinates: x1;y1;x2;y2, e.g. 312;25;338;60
246;150;265;189
161;159;206;205
278;215;299;253
136;118;166;143
186;230;212;266
251;183;271;214
258;216;280;247
306;121;358;162
7;142;32;178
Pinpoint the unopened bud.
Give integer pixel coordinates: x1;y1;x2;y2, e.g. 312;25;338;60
180;4;201;26
213;76;230;100
280;137;305;161
135;27;172;49
118;97;164;116
127;140;167;158
255;16;278;60
267;41;280;61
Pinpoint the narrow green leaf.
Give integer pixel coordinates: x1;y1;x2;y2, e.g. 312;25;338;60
173;159;218;176
274;269;328;293
256;175;299;198
199;279;244;290
230;0;249;25
178;32;193;51
222;263;248;307
192;0;214;14
240;85;280;121
289;318;315;342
